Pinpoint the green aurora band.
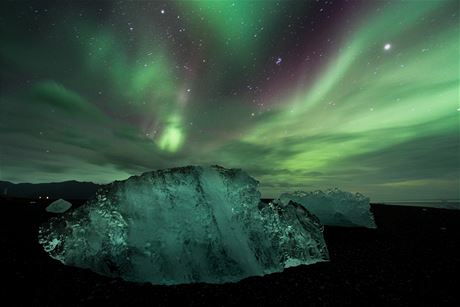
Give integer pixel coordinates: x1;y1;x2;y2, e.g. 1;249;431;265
0;0;458;201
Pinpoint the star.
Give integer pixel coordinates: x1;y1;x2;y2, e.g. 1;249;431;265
275;57;282;65
384;43;391;50
161;9;165;14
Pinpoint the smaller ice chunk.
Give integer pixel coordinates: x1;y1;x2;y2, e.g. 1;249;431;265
46;199;72;213
278;188;376;228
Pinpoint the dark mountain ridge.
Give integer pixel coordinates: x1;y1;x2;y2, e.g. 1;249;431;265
0;180;102;200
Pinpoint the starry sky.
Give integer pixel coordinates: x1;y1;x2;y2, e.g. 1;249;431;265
1;0;459;201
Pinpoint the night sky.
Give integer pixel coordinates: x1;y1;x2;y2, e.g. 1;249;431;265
1;0;458;201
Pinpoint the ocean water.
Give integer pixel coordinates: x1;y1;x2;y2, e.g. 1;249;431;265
379;200;460;210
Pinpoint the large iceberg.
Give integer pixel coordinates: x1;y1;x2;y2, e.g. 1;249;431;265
278;188;376;228
38;166;328;285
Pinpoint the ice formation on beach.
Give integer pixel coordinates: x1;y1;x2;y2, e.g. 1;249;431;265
38;166;328;285
45;199;72;213
278;188;376;228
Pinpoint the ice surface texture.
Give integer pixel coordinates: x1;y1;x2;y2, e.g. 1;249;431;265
45;199;72;213
279;188;376;228
39;166;328;285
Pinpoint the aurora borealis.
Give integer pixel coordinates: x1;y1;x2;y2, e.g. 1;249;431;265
0;0;458;201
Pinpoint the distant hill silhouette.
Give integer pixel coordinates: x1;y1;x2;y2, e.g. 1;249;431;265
0;180;103;200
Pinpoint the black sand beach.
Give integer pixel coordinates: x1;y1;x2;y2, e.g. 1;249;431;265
2;198;459;306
